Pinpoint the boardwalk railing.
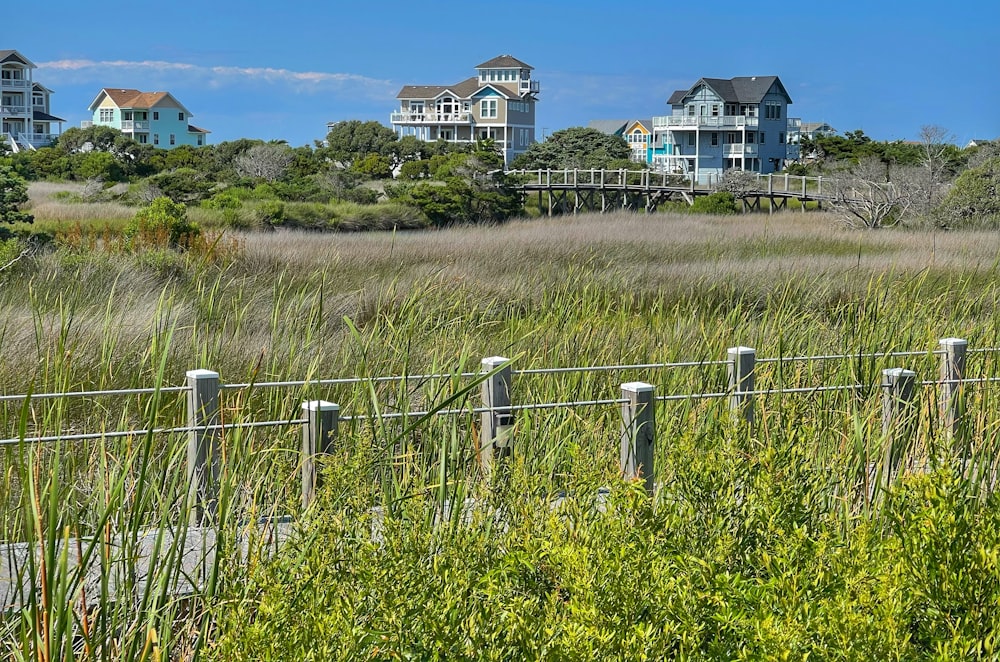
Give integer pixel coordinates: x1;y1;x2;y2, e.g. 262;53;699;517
507;168;835;214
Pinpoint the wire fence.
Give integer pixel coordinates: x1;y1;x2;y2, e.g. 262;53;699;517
1;340;998;448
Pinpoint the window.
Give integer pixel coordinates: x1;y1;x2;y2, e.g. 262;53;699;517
712;105;720;117
178;112;184;121
480;98;498;118
746;132;755;144
726;132;738;144
98;109;114;122
687;133;695;146
760;132;765;144
169;134;176;145
711;132;718;146
197;136;204;146
779;132;785;144
153;134;159;145
687;105;694;116
32;93;44;106
137;134;148;144
764;102;782;120
153;111;159;120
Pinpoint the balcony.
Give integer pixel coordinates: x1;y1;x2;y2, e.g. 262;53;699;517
519;79;540;94
0;78;29;89
391;111;472;124
0;105;27;115
724;144;759;157
22;132;57;147
653;115;759;130
121;120;150;131
81;120;93;128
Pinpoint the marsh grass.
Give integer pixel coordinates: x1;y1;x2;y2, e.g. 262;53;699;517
5;211;1000;657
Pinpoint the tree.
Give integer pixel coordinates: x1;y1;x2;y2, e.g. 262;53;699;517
0;166;32;224
936;156;1000;228
407;141;521;225
234;143;295;182
828;156;917;229
714;169;760;199
510;127;630;170
323;120;399;168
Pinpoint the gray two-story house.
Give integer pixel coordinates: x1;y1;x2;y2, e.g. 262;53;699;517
651;76;800;183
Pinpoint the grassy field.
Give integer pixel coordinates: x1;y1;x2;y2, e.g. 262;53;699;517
5;210;1000;659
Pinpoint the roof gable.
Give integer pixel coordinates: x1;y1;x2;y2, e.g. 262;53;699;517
89;88;193;115
476;54;532;70
669;76;790;105
0;50;34;67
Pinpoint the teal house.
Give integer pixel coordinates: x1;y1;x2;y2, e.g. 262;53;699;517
85;88;210;148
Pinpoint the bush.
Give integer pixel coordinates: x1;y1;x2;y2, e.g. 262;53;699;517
126;196;200;248
936;156;1000;228
690;191;741;215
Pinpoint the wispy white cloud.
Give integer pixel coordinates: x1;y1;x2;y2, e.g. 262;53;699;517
36;58;395;98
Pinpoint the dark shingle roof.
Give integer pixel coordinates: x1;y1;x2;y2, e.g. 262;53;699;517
33;110;65;123
0;50;32;66
668;76;790;105
476;55;532;70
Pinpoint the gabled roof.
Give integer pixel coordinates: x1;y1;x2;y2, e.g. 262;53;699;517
32;82;54;94
187;124;210;134
625;119;653;133
476;54;532;70
396;77;522;101
668;76;791;106
88;88;193;115
33;109;65;123
588;120;629;136
0;50;34;68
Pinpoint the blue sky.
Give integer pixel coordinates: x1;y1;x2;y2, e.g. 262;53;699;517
30;0;999;148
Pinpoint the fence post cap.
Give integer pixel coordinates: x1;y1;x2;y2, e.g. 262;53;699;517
882;367;916;380
302;400;339;412
186;369;219;380
728;346;756;355
621;381;654;393
939;337;968;347
482;356;510;368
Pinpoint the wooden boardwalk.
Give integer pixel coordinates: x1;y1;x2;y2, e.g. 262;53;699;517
509;169;835;215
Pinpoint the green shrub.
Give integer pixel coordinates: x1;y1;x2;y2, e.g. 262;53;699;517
690;191;741;215
126;196;200;247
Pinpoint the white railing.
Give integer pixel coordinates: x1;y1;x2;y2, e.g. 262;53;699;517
0;79;29;88
121;120;150;131
81;120;93;128
0;105;27;114
391;111;472;123
653;115;760;130
22;132;57;147
724;144;759;156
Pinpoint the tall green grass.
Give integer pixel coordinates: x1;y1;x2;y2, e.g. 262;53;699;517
3;212;1000;657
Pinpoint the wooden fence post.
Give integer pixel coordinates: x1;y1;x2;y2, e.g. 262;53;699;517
728;346;756;426
881;368;918;480
186;369;220;526
481;356;513;476
939;337;967;444
301;400;339;510
621;382;655;495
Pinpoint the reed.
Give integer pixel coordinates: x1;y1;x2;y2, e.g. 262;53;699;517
3;211;1000;657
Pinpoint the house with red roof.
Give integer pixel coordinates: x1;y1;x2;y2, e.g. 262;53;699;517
86;88;210;148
